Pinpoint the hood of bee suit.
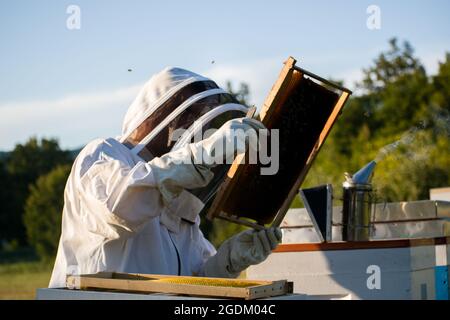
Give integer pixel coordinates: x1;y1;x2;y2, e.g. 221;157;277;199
120;67;210;141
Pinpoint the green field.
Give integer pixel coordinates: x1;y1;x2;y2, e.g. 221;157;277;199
0;249;53;300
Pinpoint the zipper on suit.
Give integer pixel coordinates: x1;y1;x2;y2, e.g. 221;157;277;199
168;231;181;275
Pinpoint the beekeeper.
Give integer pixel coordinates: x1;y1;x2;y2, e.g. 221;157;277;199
49;67;282;288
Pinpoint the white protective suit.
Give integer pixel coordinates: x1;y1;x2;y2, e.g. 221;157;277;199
49;67;280;288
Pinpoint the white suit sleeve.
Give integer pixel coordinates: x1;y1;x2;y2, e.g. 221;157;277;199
79;157;164;236
78;141;213;238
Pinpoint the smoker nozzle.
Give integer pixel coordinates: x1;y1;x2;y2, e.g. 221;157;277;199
345;160;377;185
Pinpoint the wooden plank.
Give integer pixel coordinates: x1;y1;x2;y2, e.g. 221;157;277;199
259;56;298;121
273;238;449;252
274;240;412;252
66;273;291;300
318;91;351;150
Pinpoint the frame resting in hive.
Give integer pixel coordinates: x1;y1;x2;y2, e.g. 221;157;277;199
66;272;293;300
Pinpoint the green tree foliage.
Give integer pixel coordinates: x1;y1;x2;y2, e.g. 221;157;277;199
0;158;16;245
23;165;71;260
303;38;450;203
372;131;450;202
360;38;424;94
226;81;252;106
1;138;71;245
430;53;450;130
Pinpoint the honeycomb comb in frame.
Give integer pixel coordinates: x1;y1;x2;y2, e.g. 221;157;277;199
206;57;352;230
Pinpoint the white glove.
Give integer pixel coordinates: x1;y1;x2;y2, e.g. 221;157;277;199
150;117;265;203
149;145;214;204
203;227;282;278
189;117;266;167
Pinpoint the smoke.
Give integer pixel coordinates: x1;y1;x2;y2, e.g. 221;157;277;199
375;122;427;163
375;108;450;163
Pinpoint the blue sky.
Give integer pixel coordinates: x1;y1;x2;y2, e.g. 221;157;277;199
1;0;449;150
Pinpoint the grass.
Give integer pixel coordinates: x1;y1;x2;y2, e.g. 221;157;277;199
0;248;53;300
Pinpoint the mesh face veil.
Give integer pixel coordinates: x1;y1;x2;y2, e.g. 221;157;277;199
121;80;219;153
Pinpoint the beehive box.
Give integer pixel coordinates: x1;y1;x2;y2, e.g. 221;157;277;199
206;57;352;228
247;238;450;300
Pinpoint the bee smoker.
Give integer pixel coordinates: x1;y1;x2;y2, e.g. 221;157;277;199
342;161;376;241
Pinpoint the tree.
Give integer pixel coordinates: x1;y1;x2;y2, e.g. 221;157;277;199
430;53;450;129
302;38;450;205
0;158;16;245
1;137;71;245
226;81;251;106
360;38;424;94
23;165;71;260
334;38;428;156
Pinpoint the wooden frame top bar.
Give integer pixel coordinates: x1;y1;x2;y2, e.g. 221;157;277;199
293;66;353;94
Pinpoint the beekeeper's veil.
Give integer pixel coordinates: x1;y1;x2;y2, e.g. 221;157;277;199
120;67;249;204
121;67;248;160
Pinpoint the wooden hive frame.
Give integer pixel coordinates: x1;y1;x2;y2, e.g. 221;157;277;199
66;272;293;300
206;56;352;230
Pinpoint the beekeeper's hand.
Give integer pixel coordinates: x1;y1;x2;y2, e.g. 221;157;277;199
150;117;265;204
203;227;282;278
189;117;266;168
149;145;214;204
